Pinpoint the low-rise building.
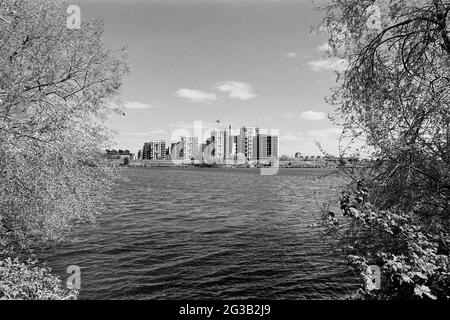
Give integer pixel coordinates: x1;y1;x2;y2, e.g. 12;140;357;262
105;149;134;160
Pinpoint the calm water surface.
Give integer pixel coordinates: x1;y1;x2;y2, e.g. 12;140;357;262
40;167;359;299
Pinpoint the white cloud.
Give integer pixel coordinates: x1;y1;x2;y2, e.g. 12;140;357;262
285;51;298;58
125;101;155;109
299;110;328;121
175;88;218;103
317;42;332;53
307;58;348;72
213;81;257;100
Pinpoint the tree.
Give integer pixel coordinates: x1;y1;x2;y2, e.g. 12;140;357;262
320;0;449;299
0;0;128;295
0;257;77;299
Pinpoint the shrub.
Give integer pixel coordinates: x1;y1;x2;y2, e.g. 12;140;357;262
322;183;449;299
319;0;450;299
0;257;77;300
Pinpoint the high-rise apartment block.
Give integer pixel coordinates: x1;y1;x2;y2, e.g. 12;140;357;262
139;125;279;163
236;127;258;160
210;129;229;160
255;134;279;160
142;140;166;160
170;136;200;160
186;136;200;160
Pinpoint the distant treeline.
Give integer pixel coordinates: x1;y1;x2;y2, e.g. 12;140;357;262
105;159;369;169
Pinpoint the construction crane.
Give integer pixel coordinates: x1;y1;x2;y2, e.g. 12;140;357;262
215;112;221;124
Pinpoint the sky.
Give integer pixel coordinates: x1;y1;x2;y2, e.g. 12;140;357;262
72;0;344;156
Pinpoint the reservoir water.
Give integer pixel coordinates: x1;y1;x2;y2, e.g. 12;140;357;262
40;167;359;299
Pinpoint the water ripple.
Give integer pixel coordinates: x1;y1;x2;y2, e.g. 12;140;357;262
39;167;358;299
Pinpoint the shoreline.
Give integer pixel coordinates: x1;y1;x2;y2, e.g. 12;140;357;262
111;159;348;170
122;165;338;170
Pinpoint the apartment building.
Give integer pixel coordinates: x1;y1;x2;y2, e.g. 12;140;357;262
186;136;200;160
140;125;279;163
142;141;166;160
170;136;200;160
237;126;257;160
210;129;229;160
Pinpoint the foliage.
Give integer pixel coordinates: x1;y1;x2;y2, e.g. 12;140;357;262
322;183;449;299
0;0;128;299
0;0;128;251
0;257;77;300
319;0;450;299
